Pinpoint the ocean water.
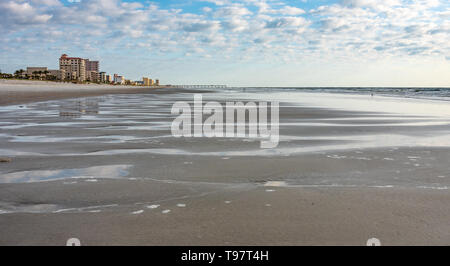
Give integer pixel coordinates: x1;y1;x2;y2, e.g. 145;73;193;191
224;87;450;101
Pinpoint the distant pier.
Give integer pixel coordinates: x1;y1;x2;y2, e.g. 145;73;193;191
172;85;227;89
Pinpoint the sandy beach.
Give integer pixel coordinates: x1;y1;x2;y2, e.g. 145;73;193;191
0;83;449;246
0;79;173;106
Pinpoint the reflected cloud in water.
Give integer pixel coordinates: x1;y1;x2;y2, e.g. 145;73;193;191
0;164;132;183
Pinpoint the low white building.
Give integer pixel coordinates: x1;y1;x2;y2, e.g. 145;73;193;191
114;74;125;84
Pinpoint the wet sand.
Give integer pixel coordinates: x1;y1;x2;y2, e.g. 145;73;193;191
0;85;449;245
1;184;449;246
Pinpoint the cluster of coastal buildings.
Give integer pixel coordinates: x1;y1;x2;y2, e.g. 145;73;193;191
10;54;160;86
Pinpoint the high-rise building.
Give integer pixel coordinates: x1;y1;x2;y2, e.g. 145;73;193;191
87;71;99;82
143;77;151;86
99;72;106;83
59;54;86;81
155;79;160;86
86;60;99;72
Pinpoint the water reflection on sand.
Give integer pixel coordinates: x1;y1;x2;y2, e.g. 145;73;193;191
59;99;99;117
0;165;131;183
0;89;449;188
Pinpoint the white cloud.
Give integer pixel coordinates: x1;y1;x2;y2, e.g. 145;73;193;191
265;17;308;28
341;0;401;11
277;6;306;15
201;0;229;6
31;0;61;6
0;1;53;26
203;7;213;13
1;0;449;82
214;5;252;17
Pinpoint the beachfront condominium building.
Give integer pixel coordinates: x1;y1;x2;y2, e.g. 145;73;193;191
59;54;86;81
48;69;64;80
143;77;159;86
23;67;64;80
86;60;99;72
25;67;48;76
99;72;106;83
143;77;151;86
87;71;99;82
114;74;125;84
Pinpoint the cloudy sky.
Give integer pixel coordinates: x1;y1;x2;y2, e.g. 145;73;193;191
1;0;450;86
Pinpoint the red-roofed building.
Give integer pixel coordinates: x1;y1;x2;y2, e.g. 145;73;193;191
59;54;86;81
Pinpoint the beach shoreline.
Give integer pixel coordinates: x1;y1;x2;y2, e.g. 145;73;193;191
0;79;172;106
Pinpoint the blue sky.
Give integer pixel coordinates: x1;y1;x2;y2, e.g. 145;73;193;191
1;0;450;86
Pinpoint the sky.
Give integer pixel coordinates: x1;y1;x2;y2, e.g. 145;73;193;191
1;0;450;87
